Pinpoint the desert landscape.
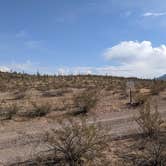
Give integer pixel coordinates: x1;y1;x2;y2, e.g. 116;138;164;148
0;71;165;165
0;1;166;165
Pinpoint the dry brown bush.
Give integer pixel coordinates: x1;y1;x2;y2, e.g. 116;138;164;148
0;104;18;120
150;80;166;96
35;118;111;166
19;102;51;118
135;100;162;138
119;136;166;166
71;89;98;116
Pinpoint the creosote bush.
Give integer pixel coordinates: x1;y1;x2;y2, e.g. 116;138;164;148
134;93;149;106
72;89;98;116
120;136;166;166
120;98;166;166
141;138;166;166
150;80;166;96
0;104;18;120
21;102;51;118
37;118;110;166
135;100;162;138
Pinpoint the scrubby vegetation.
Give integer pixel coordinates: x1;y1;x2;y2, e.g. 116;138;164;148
13;118;110;166
118;99;166;166
0;71;165;165
135;99;163;138
71;88;98;116
44;118;110;166
20;102;51;118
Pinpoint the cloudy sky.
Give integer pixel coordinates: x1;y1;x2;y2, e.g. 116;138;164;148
0;0;166;78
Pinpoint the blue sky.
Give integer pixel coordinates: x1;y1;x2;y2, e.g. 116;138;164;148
0;0;166;78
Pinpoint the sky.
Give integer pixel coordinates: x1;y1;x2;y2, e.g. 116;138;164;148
0;0;166;78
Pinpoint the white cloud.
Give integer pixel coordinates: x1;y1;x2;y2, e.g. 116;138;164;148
0;66;10;72
10;60;39;72
0;61;40;74
143;12;166;17
104;41;166;78
56;67;93;75
1;41;165;78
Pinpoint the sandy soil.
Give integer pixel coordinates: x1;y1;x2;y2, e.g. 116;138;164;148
0;89;165;165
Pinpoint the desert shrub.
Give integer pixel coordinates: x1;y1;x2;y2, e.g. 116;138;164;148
151;87;160;96
135;100;162;138
12;91;26;100
0;104;18;120
72;89;98;116
42;90;64;97
120;136;166;166
150;80;166;96
42;88;72;97
20;102;51;118
141;139;166;166
70;106;89;116
134;93;149;106
36;118;110;166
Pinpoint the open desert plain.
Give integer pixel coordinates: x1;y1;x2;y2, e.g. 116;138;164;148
0;72;165;165
0;0;166;165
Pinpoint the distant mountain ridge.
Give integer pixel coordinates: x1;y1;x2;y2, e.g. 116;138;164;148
158;74;166;80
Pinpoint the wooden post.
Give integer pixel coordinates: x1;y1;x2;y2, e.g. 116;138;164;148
126;81;135;105
129;88;132;104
